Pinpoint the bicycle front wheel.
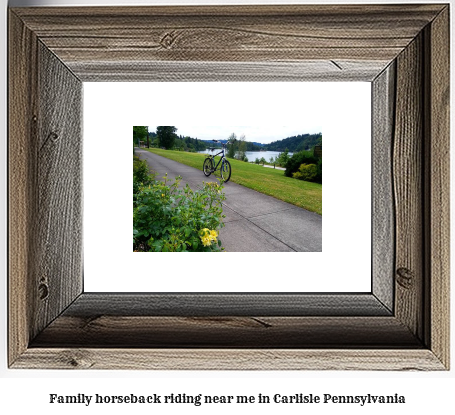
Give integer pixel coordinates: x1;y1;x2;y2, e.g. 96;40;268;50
221;159;231;182
203;158;213;176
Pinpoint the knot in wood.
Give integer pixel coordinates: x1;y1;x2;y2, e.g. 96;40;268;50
160;31;180;49
48;131;59;142
396;267;414;289
38;281;49;300
60;350;94;369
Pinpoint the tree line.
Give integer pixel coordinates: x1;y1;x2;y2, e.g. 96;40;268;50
202;132;322;153
264;133;322;152
133;126;207;152
133;127;322;162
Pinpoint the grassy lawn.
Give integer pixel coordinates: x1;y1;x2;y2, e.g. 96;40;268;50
145;148;322;215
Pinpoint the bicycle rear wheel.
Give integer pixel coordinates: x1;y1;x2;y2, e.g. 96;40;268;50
203;158;213;176
221;159;231;182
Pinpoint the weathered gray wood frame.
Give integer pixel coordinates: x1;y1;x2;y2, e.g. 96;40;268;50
8;5;449;370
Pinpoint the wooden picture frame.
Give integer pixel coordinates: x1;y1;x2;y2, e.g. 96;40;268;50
8;4;450;370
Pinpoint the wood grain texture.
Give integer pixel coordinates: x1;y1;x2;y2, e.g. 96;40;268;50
32;42;83;339
393;34;424;340
425;6;450;369
13;349;445;371
70;60;388;82
31;316;421;348
9;11;84;366
8;10;38;366
11;5;444;82
8;4;450;370
65;293;391;317
372;63;395;312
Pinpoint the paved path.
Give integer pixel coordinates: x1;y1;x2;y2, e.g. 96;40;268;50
262;164;286;170
135;149;322;252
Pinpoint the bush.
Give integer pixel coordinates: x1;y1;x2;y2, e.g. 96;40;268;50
285;150;318;177
133;156;154;195
133;170;226;252
293;163;318;182
134;156;154;182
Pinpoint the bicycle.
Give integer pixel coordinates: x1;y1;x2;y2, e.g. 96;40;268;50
203;140;232;182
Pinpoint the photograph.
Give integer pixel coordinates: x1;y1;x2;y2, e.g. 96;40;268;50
132;126;323;253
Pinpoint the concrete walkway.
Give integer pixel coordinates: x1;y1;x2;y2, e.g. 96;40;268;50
135;149;322;252
262;164;286;170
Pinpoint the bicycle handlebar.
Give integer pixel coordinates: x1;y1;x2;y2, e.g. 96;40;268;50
211;139;235;145
208;141;228;150
212;139;231;143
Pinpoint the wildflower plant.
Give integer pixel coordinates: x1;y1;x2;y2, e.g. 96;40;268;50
133;158;226;252
199;228;219;247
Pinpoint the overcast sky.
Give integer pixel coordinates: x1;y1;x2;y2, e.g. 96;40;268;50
148;125;322;144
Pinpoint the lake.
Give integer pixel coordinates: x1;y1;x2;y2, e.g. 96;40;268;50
199;150;293;162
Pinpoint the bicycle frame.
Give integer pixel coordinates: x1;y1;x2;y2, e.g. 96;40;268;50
207;146;226;172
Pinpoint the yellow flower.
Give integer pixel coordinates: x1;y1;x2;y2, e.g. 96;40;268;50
199;228;218;247
161;193;165;197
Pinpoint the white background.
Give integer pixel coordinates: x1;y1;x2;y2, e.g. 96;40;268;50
84;82;371;292
1;0;454;414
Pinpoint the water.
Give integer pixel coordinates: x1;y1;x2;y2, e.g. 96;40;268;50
199;150;292;162
243;151;293;162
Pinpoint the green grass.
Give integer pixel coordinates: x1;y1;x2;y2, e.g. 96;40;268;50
145;148;322;215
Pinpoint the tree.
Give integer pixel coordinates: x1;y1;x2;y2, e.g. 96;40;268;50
173;136;184;150
276;149;290;166
237;134;247;161
264;133;322;152
227;133;237;158
133;126;148;147
148;132;157;147
156;126;177;150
